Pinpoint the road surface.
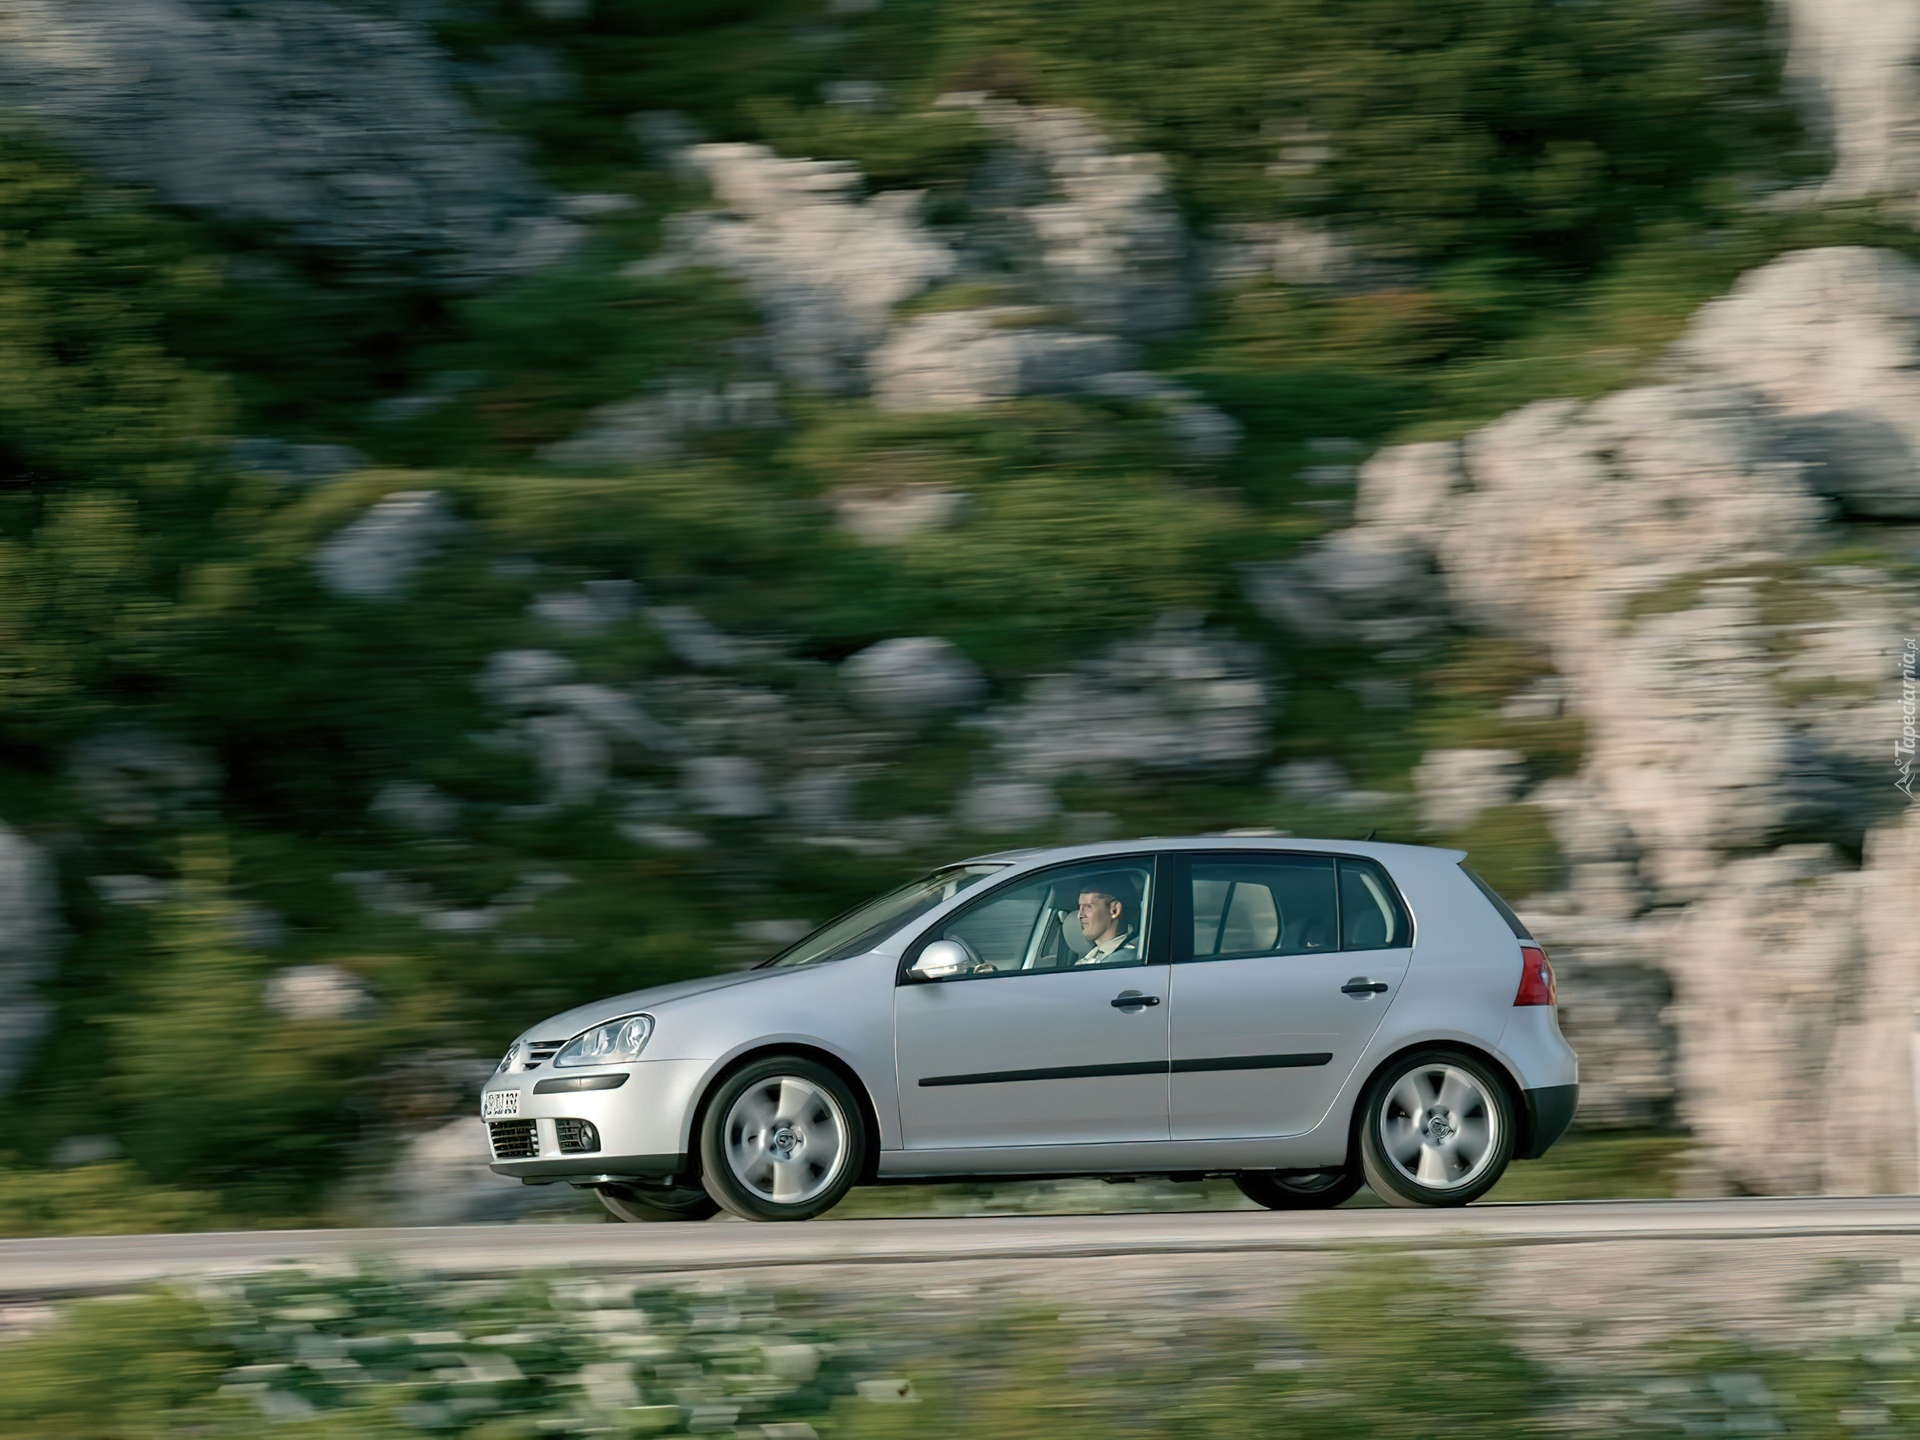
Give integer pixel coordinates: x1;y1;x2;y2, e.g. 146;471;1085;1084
6;1196;1920;1298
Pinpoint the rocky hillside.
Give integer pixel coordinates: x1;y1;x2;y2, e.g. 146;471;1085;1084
0;0;1914;1226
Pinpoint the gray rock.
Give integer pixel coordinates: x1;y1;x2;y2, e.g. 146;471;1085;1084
870;309;1131;410
1778;0;1920;200
89;874;172;906
466;44;576;105
70;725;218;827
1079;369;1241;463
558;191;639;220
669;143;958;392
528;580;636;635
477;651;677;808
1680;247;1920;517
823;80;889;110
782;769;859;832
1665;839;1891;1195
0;823;58;1095
957;779;1060;834
479;649;577;709
982;615;1272;780
263;964;378;1022
841;637;987;720
380;1116;560;1225
1351;441;1466;541
369;781;458;836
649;606;747;670
228;439;367;486
682;755;772;818
49;1135;121;1167
312;490;457;600
1206;219;1419;293
829;483;974;545
1269;758;1351;803
1243;526;1444;646
1411;749;1527;834
0;0;562;283
539;378;781;468
952;96;1193;341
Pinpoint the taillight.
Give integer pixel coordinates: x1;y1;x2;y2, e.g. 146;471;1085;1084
1514;943;1556;1006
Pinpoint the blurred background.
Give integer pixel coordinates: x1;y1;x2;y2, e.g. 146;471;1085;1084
0;0;1914;1235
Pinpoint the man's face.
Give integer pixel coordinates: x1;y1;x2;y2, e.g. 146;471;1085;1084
1077;890;1122;944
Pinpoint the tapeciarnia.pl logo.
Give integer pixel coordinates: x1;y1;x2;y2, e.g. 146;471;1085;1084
1899;636;1918;800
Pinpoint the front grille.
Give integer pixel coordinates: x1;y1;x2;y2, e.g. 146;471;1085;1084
488;1120;538;1160
555;1118;600;1154
520;1040;564;1072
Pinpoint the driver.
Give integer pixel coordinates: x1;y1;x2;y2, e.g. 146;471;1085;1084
1073;875;1141;967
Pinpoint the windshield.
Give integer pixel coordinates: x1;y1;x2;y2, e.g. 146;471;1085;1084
759;864;1006;969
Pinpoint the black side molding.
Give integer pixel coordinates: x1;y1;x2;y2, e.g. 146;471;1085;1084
1170;1053;1333;1074
920;1060;1167;1088
920;1054;1333;1087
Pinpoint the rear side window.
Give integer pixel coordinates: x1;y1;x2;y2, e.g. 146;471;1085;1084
1338;858;1412;950
1462;865;1532;940
1188;854;1337;959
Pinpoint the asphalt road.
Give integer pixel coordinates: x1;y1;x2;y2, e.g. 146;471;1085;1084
7;1196;1920;1298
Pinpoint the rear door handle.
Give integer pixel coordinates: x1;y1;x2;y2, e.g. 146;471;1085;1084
1111;992;1161;1008
1341;979;1390;996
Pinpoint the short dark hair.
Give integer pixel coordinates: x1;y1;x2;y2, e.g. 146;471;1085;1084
1075;872;1140;921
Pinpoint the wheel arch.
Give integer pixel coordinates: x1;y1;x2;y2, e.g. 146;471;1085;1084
687;1041;886;1186
1346;1037;1532;1164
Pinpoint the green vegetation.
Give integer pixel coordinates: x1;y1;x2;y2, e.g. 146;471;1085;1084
0;0;1851;1227
8;1252;1920;1438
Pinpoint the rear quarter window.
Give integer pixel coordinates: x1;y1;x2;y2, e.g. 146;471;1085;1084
1461;865;1533;940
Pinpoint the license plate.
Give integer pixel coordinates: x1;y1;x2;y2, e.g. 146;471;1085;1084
482;1090;521;1119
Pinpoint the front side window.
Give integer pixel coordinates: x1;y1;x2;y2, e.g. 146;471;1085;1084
761;864;1004;968
921;859;1156;977
1186;855;1337;960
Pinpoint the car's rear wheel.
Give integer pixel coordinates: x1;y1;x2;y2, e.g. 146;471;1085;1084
698;1056;865;1222
1359;1049;1514;1207
596;1182;720;1222
1233;1167;1363;1210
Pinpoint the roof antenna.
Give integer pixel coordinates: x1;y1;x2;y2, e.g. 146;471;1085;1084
1362;828;1378;841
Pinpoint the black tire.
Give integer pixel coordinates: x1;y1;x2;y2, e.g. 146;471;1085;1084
1233;1167;1363;1210
698;1056;866;1222
1359;1049;1515;1208
596;1182;720;1223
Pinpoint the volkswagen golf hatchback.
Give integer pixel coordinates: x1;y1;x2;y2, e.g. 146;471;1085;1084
481;837;1577;1221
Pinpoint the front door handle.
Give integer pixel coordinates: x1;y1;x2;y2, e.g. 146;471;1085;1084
1111;992;1161;1009
1341;978;1390;996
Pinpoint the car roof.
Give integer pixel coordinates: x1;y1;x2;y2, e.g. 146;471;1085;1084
958;835;1468;869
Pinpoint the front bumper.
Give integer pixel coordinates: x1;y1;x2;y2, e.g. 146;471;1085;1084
481;1057;708;1182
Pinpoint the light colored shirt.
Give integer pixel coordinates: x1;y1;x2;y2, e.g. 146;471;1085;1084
1076;928;1139;967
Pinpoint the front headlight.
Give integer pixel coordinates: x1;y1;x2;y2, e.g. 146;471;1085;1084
553;1014;654;1068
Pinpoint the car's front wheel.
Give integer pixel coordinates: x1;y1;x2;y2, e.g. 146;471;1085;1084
596;1182;720;1222
1233;1167;1363;1210
1359;1050;1514;1207
698;1056;866;1221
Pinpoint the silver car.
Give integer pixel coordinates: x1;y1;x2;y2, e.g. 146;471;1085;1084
481;838;1577;1221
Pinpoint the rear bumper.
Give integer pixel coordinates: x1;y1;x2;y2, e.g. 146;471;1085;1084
1519;1083;1578;1159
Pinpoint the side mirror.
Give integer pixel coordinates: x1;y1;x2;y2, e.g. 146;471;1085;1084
909;939;970;981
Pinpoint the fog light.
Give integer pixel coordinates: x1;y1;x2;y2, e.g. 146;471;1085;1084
556;1118;600;1154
